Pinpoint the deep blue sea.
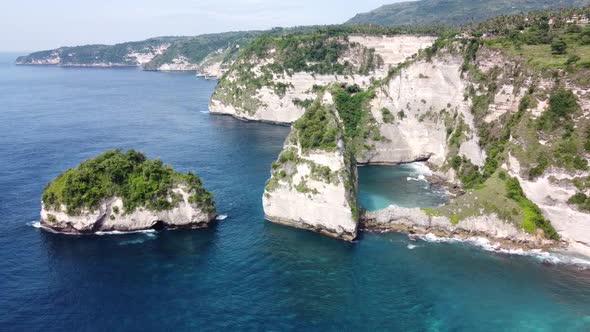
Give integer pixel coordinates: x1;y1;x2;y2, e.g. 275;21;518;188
1;53;590;331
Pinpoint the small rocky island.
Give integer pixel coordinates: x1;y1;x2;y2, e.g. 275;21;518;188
40;149;216;234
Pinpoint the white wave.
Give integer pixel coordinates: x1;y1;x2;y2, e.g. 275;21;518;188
199;110;209;114
118;234;158;246
406;174;427;182
216;214;228;221
30;221;159;236
415;233;590;269
406;162;433;176
95;229;156;236
407;244;417;250
29;221;68;234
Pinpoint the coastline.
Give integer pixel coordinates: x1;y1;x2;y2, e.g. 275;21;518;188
360;215;590;268
360;216;559;252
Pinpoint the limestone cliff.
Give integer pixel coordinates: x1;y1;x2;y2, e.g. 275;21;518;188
41;186;216;234
262;98;358;240
210;34;436;123
254;16;590;250
361;55;485;168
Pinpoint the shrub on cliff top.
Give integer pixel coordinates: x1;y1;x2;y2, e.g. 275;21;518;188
293;102;338;151
42;149;214;215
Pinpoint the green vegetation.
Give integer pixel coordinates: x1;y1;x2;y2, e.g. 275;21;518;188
511;88;590;176
293;101;339;152
431;171;559;239
346;0;588;27
334;85;373;138
144;31;264;70
434;172;521;224
480;8;590;77
568;192;590;211
381;108;394;123
333;84;382;158
537;89;580;131
42;149;214;216
240;26;411;76
505;176;559;239
551;38;568;55
293;98;314;109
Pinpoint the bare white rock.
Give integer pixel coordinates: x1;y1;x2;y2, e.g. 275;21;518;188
40;186;216;234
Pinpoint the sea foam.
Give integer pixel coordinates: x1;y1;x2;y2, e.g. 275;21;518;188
414;233;590;269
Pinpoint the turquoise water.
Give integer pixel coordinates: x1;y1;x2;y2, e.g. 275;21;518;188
358;164;448;211
1;53;590;331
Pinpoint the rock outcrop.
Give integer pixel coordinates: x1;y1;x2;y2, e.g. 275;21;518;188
361;206;554;249
262;98;358;240
41;187;216;234
39;149;216;234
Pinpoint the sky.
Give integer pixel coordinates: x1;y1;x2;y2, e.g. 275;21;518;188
0;0;401;52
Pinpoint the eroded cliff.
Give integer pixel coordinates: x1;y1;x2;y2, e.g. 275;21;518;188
263;96;358;240
209;33;436;123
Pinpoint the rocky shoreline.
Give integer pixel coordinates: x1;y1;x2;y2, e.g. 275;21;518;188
265;215;356;242
360;206;560;251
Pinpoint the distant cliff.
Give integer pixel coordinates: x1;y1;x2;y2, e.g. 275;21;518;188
16;31;264;77
16;37;187;67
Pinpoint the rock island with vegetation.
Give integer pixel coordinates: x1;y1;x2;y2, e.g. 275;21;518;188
40;149;216;234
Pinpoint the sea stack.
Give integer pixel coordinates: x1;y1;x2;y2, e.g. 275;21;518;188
262;95;359;241
40;149;216;234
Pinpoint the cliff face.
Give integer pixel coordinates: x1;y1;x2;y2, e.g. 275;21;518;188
41;186;216;234
262;98;358;240
144;50;236;76
252;23;590;251
361;56;485;168
209;35;436;124
16;39;176;67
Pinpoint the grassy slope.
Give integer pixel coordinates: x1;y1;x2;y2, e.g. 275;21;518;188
347;0;590;26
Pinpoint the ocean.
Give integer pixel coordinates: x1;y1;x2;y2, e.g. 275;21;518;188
1;53;590;331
